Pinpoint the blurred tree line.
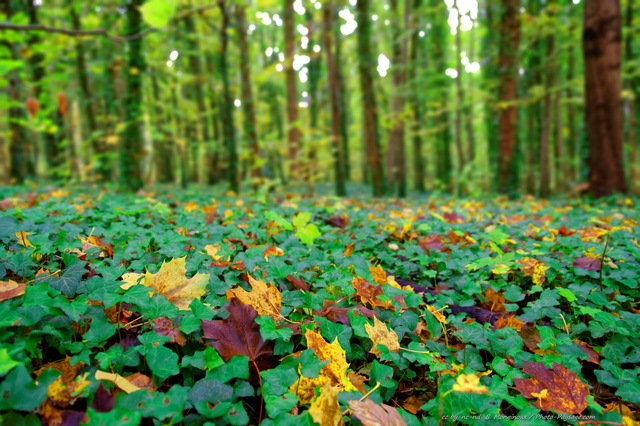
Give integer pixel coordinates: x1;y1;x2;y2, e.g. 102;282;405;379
0;0;636;197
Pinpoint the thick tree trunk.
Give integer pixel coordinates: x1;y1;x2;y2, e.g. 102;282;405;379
625;0;638;193
497;0;521;194
218;0;239;192
284;0;301;180
356;0;385;196
236;5;261;180
323;1;347;196
583;0;627;196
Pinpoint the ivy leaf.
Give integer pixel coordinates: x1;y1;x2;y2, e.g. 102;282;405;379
48;263;85;297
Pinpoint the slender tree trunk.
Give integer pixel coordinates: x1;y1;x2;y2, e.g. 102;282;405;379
284;0;301;180
454;4;465;179
566;36;577;184
120;0;145;191
583;0;627;196
625;0;638;192
432;0;451;191
497;0;521;194
540;33;554;197
306;8;321;188
409;0;425;192
323;0;347;196
335;7;351;182
466;17;476;163
218;0;239;192
236;4;261;180
356;0;384;196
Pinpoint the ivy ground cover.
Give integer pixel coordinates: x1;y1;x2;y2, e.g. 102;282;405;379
0;188;639;425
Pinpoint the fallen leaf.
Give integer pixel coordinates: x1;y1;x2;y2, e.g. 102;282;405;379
286;274;310;291
152;317;187;346
513;361;589;414
452;374;490;394
493;314;525;331
308;382;344;426
0;280;26;301
95;370;143;394
15;231;35;248
120;257;209;310
203;244;224;261
517;257;549;286
573;256;602;271
482;288;506;313
226;274;282;321
263;245;284;261
289;329;356;404
365;317;400;356
352;277;393;309
201;298;273;362
348;399;406;426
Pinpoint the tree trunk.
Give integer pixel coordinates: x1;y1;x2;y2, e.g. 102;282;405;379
497;0;521;194
323;0;347;196
306;7;321;188
284;0;301;180
539;33;554;198
119;0;145;191
335;8;351;182
454;4;465;180
409;0;425;192
432;0;451;191
625;0;638;193
218;0;239;192
236;4;261;180
356;0;384;196
583;0;627;196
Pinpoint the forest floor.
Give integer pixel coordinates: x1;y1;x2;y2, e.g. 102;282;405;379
0;186;639;425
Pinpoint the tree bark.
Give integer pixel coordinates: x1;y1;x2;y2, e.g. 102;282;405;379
284;0;301;180
323;1;347;196
497;0;521;194
236;4;261;180
356;0;384;196
583;0;627;196
218;0;239;192
409;0;425;192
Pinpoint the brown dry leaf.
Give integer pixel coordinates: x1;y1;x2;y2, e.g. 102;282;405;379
343;242;355;257
290;329;356;404
482;288;506;313
286;274;310;291
348;399;407;426
574;339;600;364
15;231;35;248
493;314;525;331
348;371;368;394
95;370;143;394
308;383;344;426
513;361;589;414
120;257;209;310
79;235;115;258
34;357;84;383
263;245;284;261
352;277;393;309
152;317;187;346
402;396;422;415
226;274;282;321
517;257;549;286
365;317;400;356
0;280;26;301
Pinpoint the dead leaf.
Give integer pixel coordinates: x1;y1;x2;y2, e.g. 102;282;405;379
201;298;273;362
517;257;549;286
452;374;489;394
263;245;284;261
493;314;525;331
573;256;602;271
203;244;224;260
351;277;393;309
574;340;600;364
152;317;187;346
289;329;356;404
15;231;35;248
286;274;310;291
95;370;143;394
348;399;406;426
365;317;400;356
120;257;209;310
482;288;506;313
0;280;26;301
226;274;282;321
513;361;589;414
308;383;344;426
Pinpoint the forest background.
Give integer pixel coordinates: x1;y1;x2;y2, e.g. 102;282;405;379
0;0;636;198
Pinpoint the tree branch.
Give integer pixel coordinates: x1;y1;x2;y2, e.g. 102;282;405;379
0;4;218;43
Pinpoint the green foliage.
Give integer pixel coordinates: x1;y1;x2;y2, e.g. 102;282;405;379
0;187;638;424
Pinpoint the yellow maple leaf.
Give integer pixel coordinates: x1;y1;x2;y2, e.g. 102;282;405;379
452;374;490;394
517;257;549;286
203;244;224;261
427;304;447;324
308;382;344;426
120;257;209;310
47;374;91;406
290;330;356;404
369;265;387;285
226;274;282;321
365;317;400;356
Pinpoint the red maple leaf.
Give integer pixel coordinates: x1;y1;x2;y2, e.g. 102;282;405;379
201;298;273;362
573;256;601;271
